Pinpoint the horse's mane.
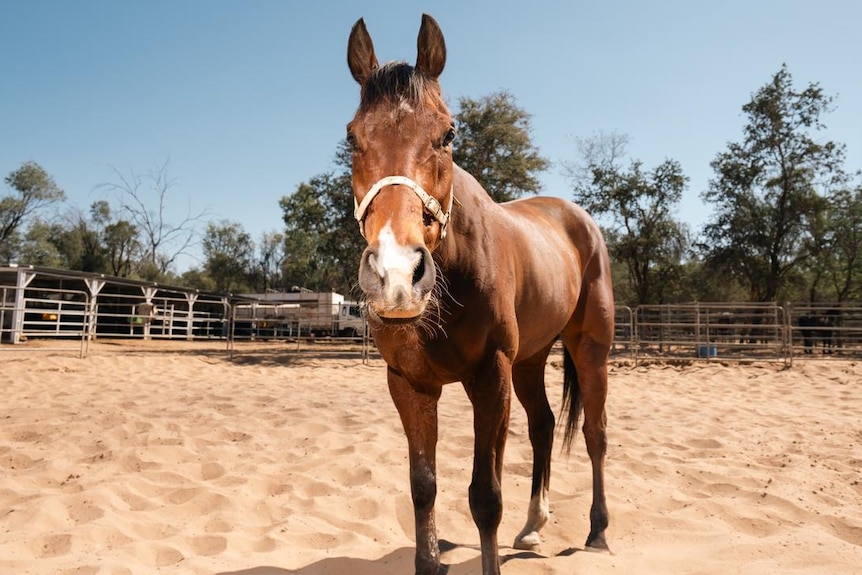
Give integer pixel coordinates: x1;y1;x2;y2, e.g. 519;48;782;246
359;61;440;113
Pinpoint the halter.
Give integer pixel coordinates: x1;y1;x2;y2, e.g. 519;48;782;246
354;175;454;239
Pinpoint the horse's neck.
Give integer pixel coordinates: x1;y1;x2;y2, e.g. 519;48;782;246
435;164;500;272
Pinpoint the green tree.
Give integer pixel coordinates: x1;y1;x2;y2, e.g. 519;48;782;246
179;266;216;292
280;172;363;293
14;219;64;267
816;185;862;301
1;161;66;250
27;207;103;273
248;231;286;292
568;132;689;305
281;181;328;290
280;143;364;294
91;201;140;277
453;90;549;202
699;65;849;302
201;220;254;293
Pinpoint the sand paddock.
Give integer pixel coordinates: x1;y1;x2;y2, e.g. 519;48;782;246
1;341;860;574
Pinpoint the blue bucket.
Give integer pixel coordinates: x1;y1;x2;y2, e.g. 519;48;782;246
697;344;718;358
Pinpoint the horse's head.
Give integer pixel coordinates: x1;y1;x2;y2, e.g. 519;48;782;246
346;14;455;323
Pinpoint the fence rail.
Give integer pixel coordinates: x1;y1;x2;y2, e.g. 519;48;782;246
5;281;862;364
2;282;374;360
1;285;91;358
611;302;862;364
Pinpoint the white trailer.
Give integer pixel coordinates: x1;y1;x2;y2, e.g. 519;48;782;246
237;291;365;337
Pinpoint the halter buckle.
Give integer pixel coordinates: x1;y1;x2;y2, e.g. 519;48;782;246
353;175;454;239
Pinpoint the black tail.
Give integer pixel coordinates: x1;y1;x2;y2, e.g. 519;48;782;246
560;346;582;455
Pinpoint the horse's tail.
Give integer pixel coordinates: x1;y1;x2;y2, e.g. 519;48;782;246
560;345;582;455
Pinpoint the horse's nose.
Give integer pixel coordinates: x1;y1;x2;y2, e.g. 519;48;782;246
359;244;436;319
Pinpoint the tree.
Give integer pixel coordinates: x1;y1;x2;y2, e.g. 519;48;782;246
453;90;549;202
14;218;64;267
99;160;207;278
90;201;139;277
201;220;254;293
1;161;66;248
567;132;689;305
249;231;286;292
280;142;365;294
281;181;328;290
280;172;363;293
699;65;849;302
816;184;862;301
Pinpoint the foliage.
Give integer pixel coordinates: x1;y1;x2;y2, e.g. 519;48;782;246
201;220;254;293
279;161;364;294
699;65;850;302
98;161;207;276
568;132;689;305
813;184;862;301
249;231;286;293
5;75;862;304
1;161;66;252
453;90;550;202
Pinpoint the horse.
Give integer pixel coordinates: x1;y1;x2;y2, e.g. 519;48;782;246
798;308;841;354
345;14;614;575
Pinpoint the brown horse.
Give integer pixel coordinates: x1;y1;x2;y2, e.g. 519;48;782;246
346;14;614;575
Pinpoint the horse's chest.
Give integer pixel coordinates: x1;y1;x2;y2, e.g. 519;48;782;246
376;332;482;386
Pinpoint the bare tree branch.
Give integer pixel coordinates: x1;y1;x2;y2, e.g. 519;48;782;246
97;160;210;276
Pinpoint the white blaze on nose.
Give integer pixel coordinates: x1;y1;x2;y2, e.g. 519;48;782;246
373;221;421;280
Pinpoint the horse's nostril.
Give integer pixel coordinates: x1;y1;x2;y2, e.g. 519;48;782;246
412;252;426;286
412;247;436;296
358;247;384;295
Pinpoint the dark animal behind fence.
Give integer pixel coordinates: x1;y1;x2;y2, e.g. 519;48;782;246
798;309;840;354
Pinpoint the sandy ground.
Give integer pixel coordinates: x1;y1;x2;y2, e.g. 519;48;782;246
1;340;860;574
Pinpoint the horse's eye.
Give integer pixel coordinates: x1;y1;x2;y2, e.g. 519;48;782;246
442;127;456;148
346;130;359;152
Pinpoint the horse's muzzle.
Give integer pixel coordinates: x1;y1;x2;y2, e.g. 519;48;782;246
358;243;436;321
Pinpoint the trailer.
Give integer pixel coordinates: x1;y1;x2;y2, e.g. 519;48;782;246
235;291;365;337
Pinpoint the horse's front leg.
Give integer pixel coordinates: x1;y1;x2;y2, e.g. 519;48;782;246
464;351;513;575
387;367;444;575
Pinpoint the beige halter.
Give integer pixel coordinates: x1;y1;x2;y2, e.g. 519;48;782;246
354;175;454;239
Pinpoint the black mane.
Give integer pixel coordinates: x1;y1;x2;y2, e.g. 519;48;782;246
359;61;435;111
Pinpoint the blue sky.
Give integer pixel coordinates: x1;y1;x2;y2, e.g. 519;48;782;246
2;1;861;272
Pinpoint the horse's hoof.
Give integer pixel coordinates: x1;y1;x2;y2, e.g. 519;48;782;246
585;533;611;554
585;543;611;554
513;532;541;552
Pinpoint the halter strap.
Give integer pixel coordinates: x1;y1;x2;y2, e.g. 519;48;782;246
354;175;454;239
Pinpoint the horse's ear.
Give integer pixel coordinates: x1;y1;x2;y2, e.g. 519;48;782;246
348;18;379;85
416;14;446;80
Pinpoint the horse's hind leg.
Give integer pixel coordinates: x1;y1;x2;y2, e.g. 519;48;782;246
563;332;611;551
511;348;555;551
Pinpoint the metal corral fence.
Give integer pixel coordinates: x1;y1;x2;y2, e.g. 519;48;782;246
785;302;862;361
226;301;372;360
4;267;860;365
1;284;91;358
610;302;862;364
2;279;372;360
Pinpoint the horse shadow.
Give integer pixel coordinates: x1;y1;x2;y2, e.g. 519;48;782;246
214;541;585;575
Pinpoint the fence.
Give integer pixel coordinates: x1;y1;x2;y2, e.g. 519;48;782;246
611;302;862;364
90;286;228;341
1;284;91;358
4;266;861;365
785;302;862;361
226;301;372;360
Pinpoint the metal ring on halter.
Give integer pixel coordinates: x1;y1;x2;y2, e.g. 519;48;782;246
353;175;454;239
